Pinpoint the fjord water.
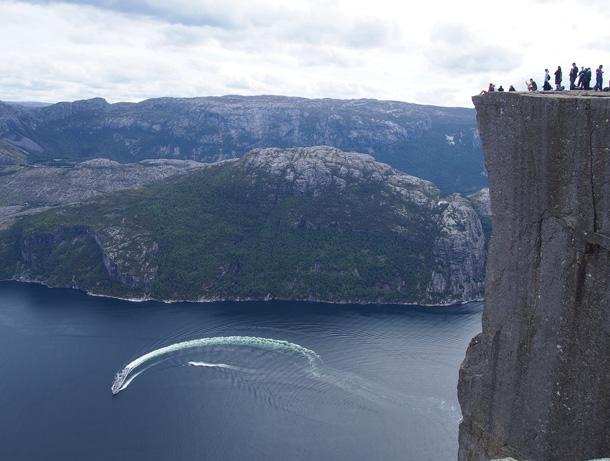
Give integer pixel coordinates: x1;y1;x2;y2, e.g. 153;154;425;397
0;281;482;460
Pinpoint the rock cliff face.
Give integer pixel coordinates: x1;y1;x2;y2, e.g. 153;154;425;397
458;92;610;460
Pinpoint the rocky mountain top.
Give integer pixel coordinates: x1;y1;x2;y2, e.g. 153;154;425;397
239;146;439;202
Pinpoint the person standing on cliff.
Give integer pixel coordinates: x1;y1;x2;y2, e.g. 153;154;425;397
543;69;552;91
554;66;563;90
594;65;604;91
577;66;586;89
585;67;592;90
569;63;578;89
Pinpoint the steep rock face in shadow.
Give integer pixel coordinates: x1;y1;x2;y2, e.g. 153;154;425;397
458;92;610;460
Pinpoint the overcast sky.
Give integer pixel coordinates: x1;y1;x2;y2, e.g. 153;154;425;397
2;0;609;108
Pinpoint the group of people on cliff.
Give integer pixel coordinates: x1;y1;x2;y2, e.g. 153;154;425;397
487;63;607;93
534;64;605;91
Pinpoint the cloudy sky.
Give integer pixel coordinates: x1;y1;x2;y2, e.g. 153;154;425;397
2;0;609;108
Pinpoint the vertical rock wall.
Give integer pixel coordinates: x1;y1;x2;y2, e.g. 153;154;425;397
458;92;610;461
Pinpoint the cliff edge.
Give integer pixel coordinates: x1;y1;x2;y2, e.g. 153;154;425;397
458;92;610;460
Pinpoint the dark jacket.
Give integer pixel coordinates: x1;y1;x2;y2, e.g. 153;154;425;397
555;68;562;84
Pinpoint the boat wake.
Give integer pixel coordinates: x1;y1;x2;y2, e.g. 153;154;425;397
111;336;321;395
187;361;247;371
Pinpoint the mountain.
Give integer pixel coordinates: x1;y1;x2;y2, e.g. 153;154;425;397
0;146;486;305
0;95;485;194
3;101;52;108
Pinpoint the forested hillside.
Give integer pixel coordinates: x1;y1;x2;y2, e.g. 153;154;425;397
0;147;486;305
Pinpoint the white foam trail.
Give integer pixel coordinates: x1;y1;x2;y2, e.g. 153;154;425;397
112;336;321;394
187;361;243;371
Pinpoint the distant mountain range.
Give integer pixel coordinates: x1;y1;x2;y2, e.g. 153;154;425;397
3;101;52;108
0;95;485;194
0;147;486;305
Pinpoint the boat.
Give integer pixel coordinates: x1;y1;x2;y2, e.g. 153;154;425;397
111;368;129;395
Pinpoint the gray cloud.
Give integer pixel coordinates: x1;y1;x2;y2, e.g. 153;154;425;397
20;0;396;51
18;0;276;28
430;23;474;46
434;46;522;73
159;25;210;47
344;17;395;49
296;46;360;68
427;22;522;74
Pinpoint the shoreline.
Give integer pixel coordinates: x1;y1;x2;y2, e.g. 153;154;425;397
1;278;483;308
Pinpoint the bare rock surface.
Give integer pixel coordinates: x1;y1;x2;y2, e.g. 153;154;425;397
458;92;610;460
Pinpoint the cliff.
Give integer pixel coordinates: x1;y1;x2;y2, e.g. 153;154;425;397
458;92;610;460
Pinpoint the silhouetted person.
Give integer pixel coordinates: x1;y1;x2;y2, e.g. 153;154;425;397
584;68;592;90
509;85;516;91
594;65;604;91
577;66;586;89
554;66;562;90
569;63;578;89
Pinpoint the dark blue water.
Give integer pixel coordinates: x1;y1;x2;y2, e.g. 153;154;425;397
0;281;482;460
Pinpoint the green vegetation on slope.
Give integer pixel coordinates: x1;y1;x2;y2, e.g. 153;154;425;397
0;158;442;304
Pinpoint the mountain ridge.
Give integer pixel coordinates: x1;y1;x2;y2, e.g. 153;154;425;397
0;95;485;194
